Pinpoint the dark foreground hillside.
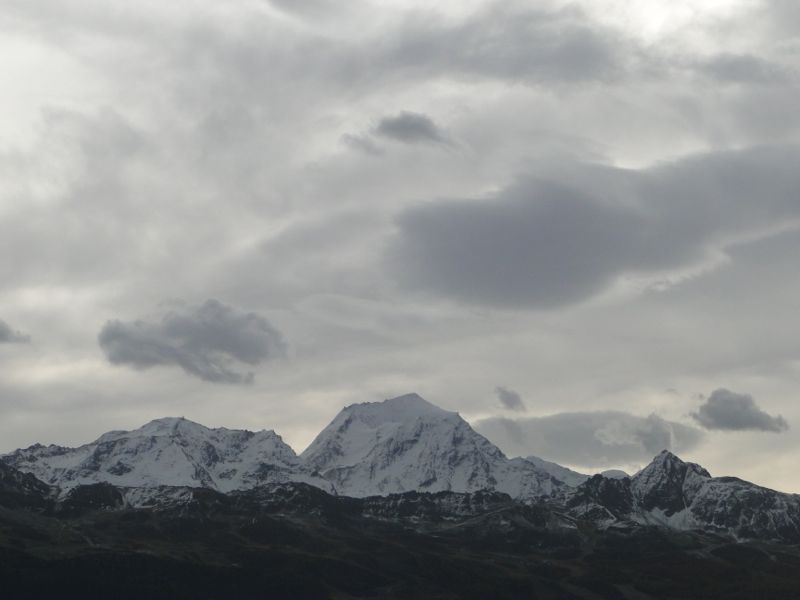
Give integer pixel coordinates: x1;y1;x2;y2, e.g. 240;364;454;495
2;483;800;599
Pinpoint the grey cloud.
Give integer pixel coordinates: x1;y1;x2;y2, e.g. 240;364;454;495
377;4;630;85
388;180;643;308
475;411;704;467
340;133;385;156
374;112;448;145
698;53;792;84
2;0;800;493
98;300;287;384
387;145;800;308
0;320;30;344
0;109;190;292
267;0;334;16
692;389;789;432
495;386;526;412
227;3;634;91
764;0;800;38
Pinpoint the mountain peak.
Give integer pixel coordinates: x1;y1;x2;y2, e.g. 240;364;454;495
650;449;683;466
631;450;711;516
95;417;282;447
93;416;209;445
301;394;454;471
302;394;560;498
147;416;190;426
343;393;451;421
139;415;194;432
642;450;710;478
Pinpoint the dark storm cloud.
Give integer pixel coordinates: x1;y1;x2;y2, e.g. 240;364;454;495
374;112;448;145
692;389;789;432
387;145;800;308
98;300;287;385
475;411;704;467
0;320;29;344
495;386;526;412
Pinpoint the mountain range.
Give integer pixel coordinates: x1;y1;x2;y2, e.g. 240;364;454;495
3;393;800;597
3;392;799;543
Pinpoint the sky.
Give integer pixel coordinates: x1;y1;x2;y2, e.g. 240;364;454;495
1;0;799;491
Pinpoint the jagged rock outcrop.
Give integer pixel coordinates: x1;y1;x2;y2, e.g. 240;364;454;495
567;450;800;542
0;461;54;510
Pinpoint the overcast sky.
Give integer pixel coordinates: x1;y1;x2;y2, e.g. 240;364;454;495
1;0;799;491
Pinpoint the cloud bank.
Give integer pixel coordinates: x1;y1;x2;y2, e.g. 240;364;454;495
475;411;704;468
1;0;799;492
388;145;800;308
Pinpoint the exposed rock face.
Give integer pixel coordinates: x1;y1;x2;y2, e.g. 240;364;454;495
359;489;514;520
0;461;54;510
567;450;800;542
59;482;126;515
630;449;711;516
567;474;633;521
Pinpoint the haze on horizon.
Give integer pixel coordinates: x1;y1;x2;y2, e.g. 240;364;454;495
1;0;799;492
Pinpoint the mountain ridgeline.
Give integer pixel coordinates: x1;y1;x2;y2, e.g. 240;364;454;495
3;393;799;543
4;394;800;598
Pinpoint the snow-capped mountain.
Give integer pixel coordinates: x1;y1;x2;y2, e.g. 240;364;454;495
567;450;800;542
522;457;630;486
3;417;331;493
524;456;589;487
3;394;800;544
301;393;562;498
